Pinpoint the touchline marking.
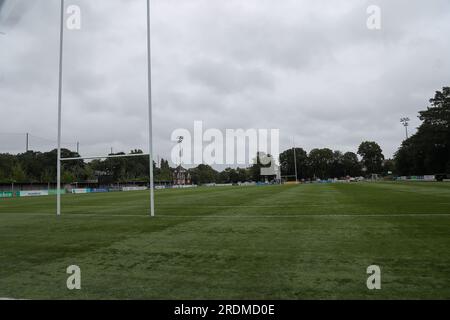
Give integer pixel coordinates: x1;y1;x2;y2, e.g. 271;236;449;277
156;204;336;208
1;213;449;218
157;213;450;218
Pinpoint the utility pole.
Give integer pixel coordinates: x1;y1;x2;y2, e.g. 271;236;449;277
76;141;79;154
176;136;184;186
400;117;410;139
26;133;29;152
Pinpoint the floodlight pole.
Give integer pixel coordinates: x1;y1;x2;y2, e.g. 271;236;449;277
147;0;155;217
56;0;65;216
400;117;410;140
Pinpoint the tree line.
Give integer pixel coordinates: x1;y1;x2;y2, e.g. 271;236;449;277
0;86;447;185
279;141;390;181
394;87;449;176
0;141;388;185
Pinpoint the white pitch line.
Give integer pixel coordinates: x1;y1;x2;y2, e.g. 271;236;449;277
156;204;334;209
155;213;450;218
0;213;449;218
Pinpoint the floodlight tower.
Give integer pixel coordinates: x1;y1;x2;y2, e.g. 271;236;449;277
177;136;184;167
400;117;410;139
175;136;184;185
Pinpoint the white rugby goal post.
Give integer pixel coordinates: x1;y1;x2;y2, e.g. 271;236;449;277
55;0;155;217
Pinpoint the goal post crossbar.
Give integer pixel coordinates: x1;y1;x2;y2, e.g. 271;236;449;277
61;153;150;162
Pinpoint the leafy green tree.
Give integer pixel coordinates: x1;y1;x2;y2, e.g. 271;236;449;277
83;165;96;181
17;151;43;182
308;148;334;179
61;171;76;184
279;147;308;180
103;152;127;182
218;168;240;184
189;164;219;185
157;159;172;182
358;141;384;174
236;167;250;182
11;163;27;183
395;87;449;175
342;152;361;177
0;153;15;182
331;150;344;178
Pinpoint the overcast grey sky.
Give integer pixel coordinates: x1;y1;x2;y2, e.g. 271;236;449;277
0;0;449;165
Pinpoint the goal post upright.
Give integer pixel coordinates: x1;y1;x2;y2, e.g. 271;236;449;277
56;0;65;216
146;0;155;217
56;0;155;217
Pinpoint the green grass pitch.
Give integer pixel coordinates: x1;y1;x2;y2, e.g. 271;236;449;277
0;182;449;299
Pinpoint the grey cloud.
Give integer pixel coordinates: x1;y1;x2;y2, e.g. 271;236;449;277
0;0;35;29
187;58;274;95
1;0;449;166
